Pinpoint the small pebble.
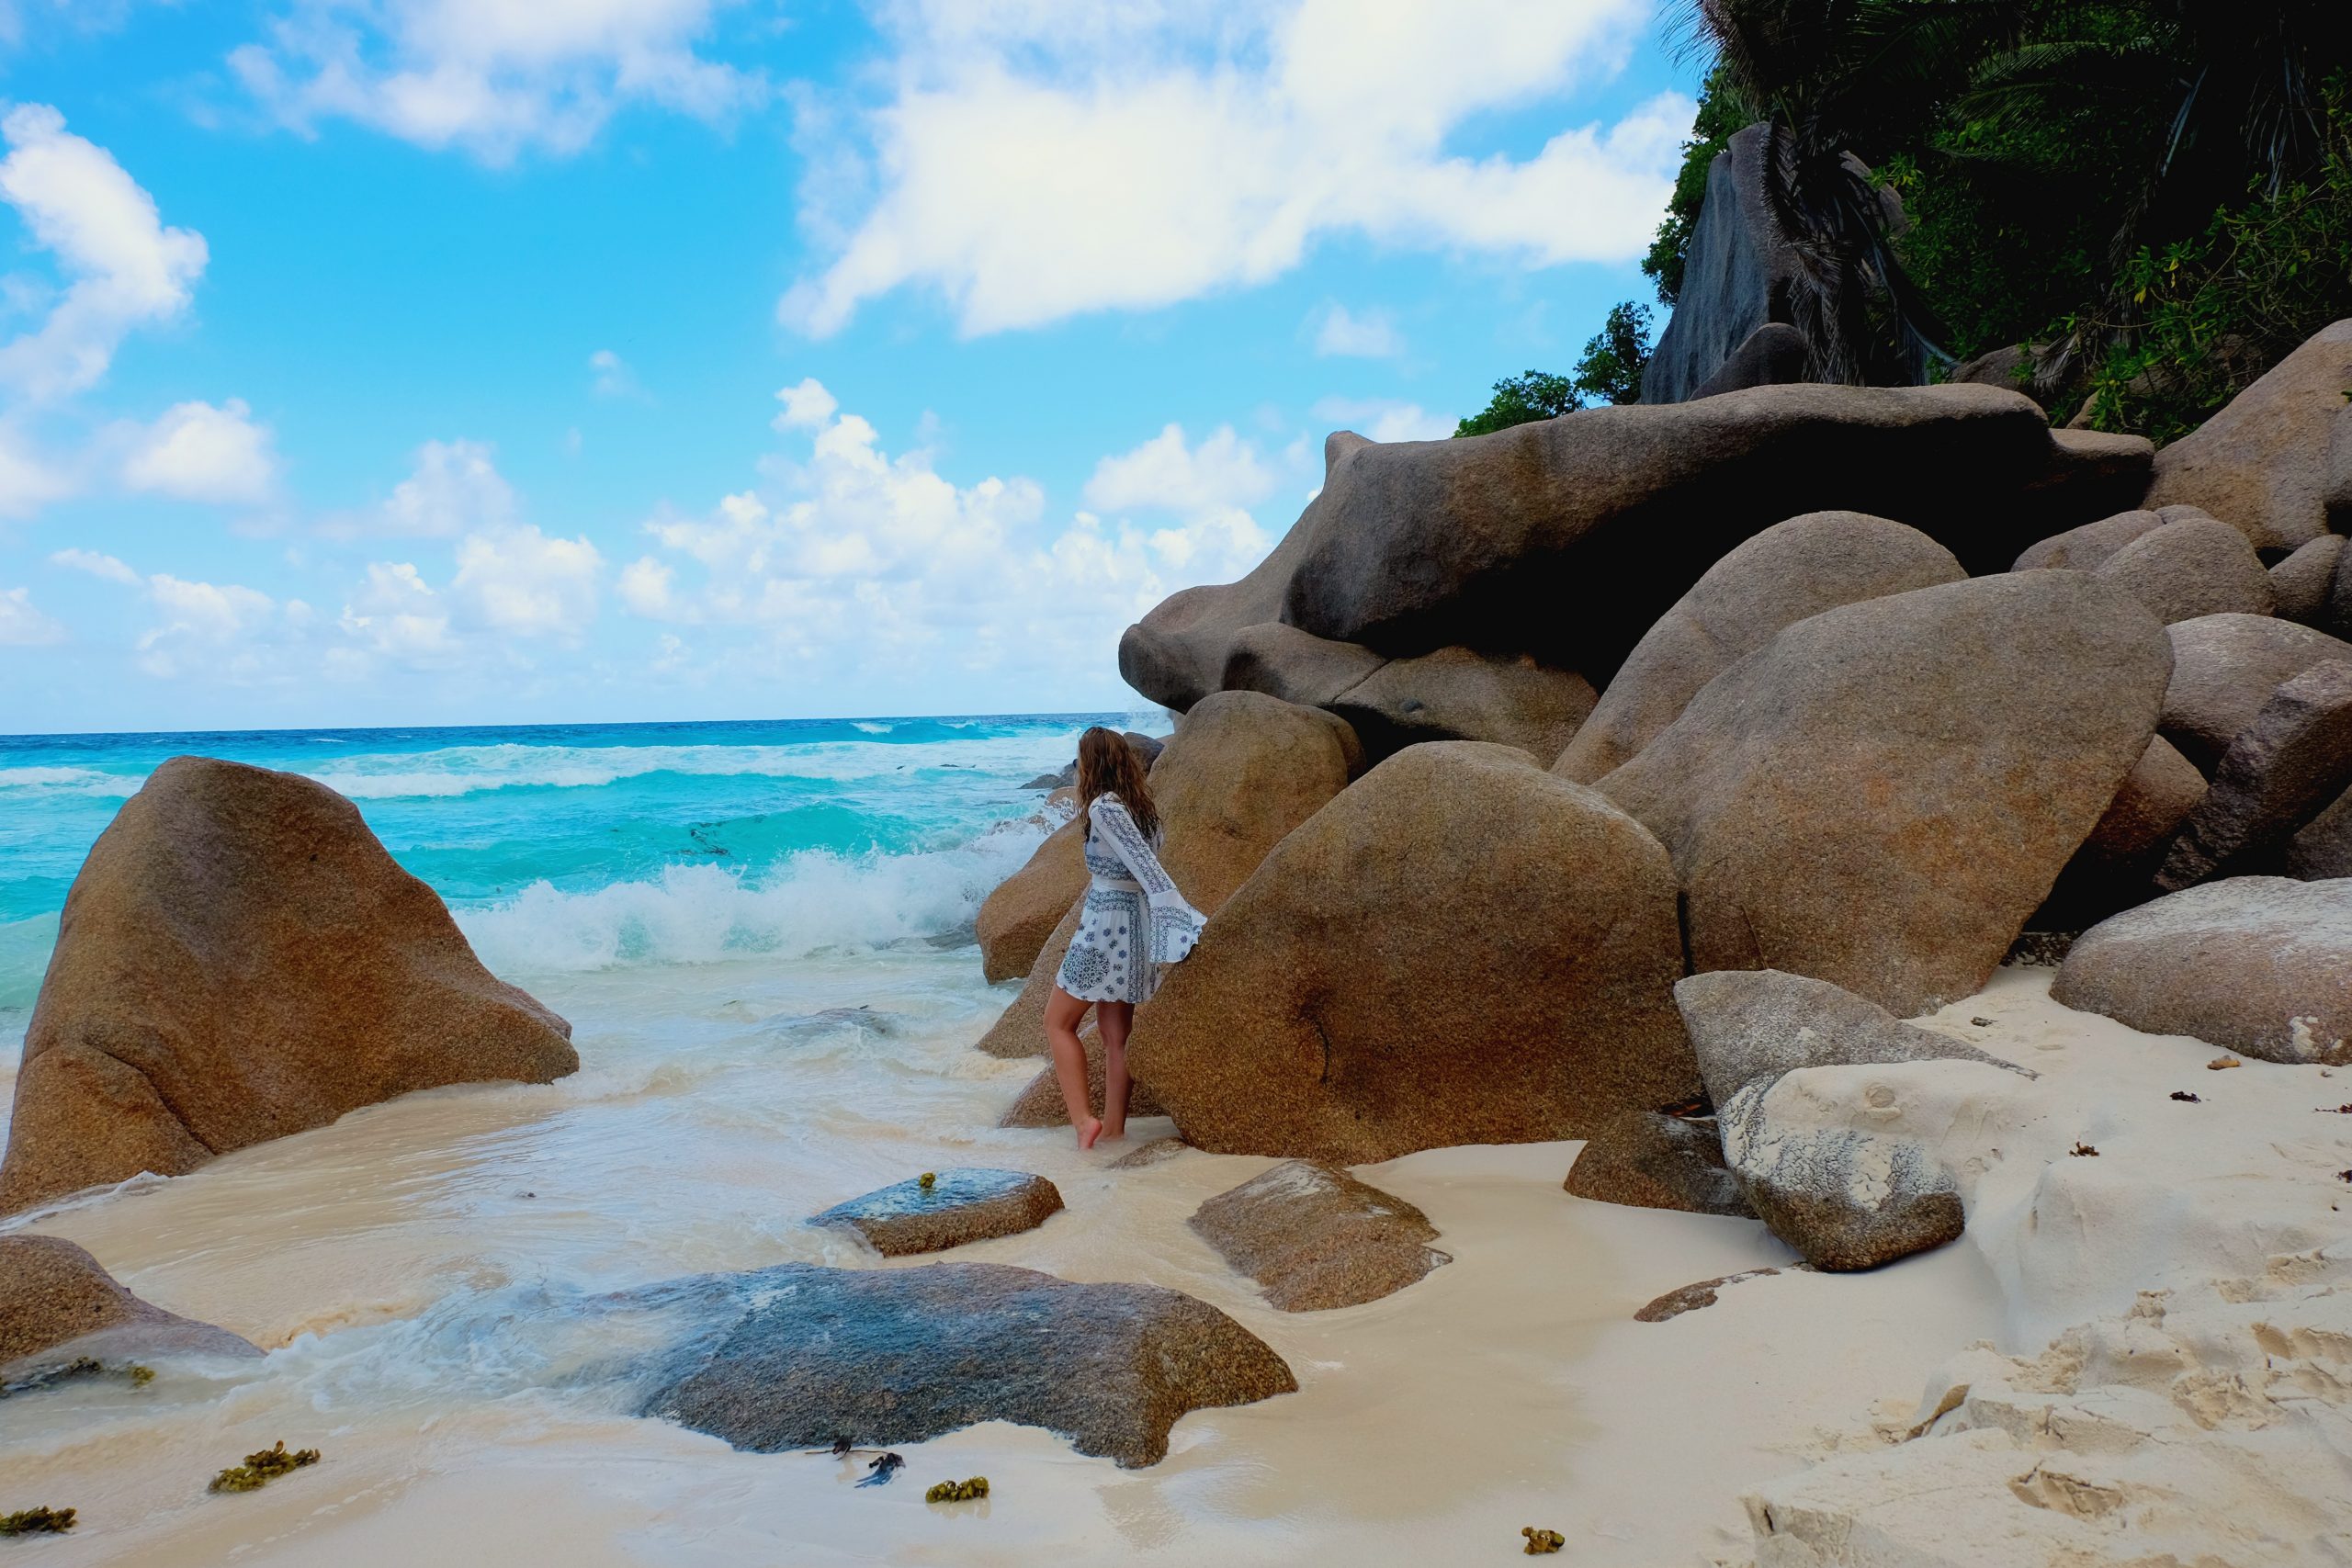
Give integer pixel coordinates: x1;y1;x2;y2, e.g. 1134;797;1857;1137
2170;1091;2200;1103
2208;1055;2242;1071
1969;1016;1994;1028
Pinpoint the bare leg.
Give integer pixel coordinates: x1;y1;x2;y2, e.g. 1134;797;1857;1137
1096;1000;1135;1140
1044;985;1102;1150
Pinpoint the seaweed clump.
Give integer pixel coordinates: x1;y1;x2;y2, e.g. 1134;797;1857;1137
0;1358;153;1399
924;1477;989;1504
0;1506;76;1536
1521;1525;1565;1554
209;1441;321;1494
918;1172;937;1191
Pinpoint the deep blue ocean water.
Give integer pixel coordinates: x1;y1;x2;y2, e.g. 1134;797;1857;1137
0;713;1130;1017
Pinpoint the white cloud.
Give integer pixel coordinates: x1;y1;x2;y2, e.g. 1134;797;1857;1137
451;523;602;636
588;347;640;398
1313;302;1403;358
0;421;75;517
771;376;838;431
1082;423;1279;514
338;559;456;659
135;572;311;679
1310;395;1453;444
230;0;769;164
120;398;279;504
0;584;63;645
783;0;1686;336
0;104;208;400
49;547;139;584
351;436;517;537
623;379;1283;687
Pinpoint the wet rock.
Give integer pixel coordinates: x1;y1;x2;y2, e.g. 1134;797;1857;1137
1634;1266;1794;1324
1124;388;2133;711
1128;743;1698;1164
1555;511;1963;783
634;1261;1295;1468
0;757;577;1218
1598;572;2172;1016
2157;662;2352;888
2052;876;2352;1064
1675;969;2028;1270
2271;535;2346;627
1188;1161;1450;1312
1565;1109;1754;1218
0;1235;258;1379
2145;319;2352;552
810;1169;1064;1257
2012;508;2163;572
2159;613;2352;771
1329;647;1597;763
2090;514;2276;624
1108;1136;1190;1170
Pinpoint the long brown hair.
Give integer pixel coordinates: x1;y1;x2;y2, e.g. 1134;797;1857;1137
1075;727;1161;842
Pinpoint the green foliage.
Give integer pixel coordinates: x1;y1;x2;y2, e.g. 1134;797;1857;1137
2067;88;2352;441
209;1441;321;1495
1573;301;1656;405
1453;303;1656;439
1453;370;1579;437
1644;68;1750;306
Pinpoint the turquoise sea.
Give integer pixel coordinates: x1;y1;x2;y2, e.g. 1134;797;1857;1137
0;713;1130;1022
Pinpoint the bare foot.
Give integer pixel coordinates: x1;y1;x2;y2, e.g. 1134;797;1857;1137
1076;1116;1102;1151
1101;1122;1125;1142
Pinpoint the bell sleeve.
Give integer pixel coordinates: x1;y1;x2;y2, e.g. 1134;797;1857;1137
1090;796;1206;966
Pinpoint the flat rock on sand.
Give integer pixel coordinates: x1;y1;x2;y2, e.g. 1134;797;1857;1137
1128;742;1699;1164
0;1235;259;1379
2052;876;2352;1064
632;1261;1295;1468
1598;572;2172;1017
1555;510;1964;783
809;1169;1063;1257
1564;1108;1754;1218
1188;1161;1451;1311
1676;969;2027;1270
0;756;578;1217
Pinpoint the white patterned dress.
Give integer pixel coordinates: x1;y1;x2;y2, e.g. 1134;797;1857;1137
1055;794;1205;1004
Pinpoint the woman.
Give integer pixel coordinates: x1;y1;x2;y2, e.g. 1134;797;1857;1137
1044;727;1205;1149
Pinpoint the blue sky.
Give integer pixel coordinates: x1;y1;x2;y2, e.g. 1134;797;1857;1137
0;0;1698;734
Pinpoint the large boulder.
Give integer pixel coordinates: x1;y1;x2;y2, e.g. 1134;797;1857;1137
1327;647;1597;763
0;1235;259;1378
809;1168;1063;1257
2089;513;2276;624
2052;877;2352;1064
1597;573;2173;1016
1675;969;2026;1270
2144;319;2352;553
1555;512;1964;783
2271;534;2346;627
2158;613;2352;771
2011;508;2162;571
975;814;1085;984
2156;661;2352;888
0;758;577;1217
1126;743;1698;1164
1219;621;1385;707
2288;785;2352;880
1122;386;2144;712
1642;125;1804;406
977;693;1354;1064
632;1261;1295;1468
1188;1161;1450;1311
